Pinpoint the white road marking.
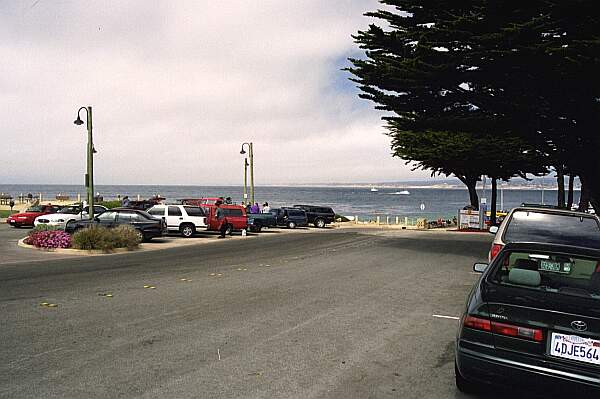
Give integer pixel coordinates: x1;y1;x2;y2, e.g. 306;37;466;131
432;314;460;320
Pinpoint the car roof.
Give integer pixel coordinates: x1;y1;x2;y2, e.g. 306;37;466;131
510;206;598;219
502;242;600;258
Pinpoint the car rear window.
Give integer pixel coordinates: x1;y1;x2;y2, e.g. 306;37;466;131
492;250;600;300
183;206;204;217
288;210;305;217
504;211;600;248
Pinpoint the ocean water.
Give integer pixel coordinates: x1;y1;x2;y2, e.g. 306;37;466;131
0;184;569;220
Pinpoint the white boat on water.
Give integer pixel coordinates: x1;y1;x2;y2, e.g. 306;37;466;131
391;190;410;195
370;187;378;192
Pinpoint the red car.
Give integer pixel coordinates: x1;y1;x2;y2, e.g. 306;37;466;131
6;204;62;227
202;204;248;235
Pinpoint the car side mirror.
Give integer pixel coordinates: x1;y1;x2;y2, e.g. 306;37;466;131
489;225;499;234
94;217;100;222
473;263;489;273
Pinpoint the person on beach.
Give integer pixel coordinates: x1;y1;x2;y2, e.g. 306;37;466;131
250;202;260;214
262;202;270;213
225;197;232;205
122;196;130;207
246;203;252;213
215;200;228;238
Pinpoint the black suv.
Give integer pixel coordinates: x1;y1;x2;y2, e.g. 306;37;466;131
270;207;308;229
293;205;335;228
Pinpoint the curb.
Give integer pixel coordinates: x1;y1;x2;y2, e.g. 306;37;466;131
17;237;139;255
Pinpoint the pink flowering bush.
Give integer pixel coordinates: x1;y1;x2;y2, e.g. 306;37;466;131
25;230;72;249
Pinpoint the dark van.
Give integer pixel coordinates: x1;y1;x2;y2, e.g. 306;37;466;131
270;207;308;229
293;204;335;228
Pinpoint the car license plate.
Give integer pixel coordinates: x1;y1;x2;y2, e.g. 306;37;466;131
539;260;572;274
549;332;600;366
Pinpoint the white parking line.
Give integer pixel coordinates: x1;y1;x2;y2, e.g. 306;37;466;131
432;314;460;320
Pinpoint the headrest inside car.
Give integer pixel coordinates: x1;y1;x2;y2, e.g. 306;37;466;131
509;268;541;287
514;258;539;271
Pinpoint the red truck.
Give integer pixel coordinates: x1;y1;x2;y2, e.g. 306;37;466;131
201;204;248;235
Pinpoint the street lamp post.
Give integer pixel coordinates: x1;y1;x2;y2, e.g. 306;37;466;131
74;106;95;220
240;142;254;205
243;158;249;204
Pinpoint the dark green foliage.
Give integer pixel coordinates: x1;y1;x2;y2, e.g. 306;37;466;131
348;0;600;211
99;200;122;209
71;226;141;251
29;224;62;235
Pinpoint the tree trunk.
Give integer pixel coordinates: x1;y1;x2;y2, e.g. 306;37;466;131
578;175;590;212
556;167;565;208
566;174;575;209
490;178;498;226
457;174;480;210
579;163;600;214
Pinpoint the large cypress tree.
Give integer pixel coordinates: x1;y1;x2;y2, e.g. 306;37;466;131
348;0;600;212
347;1;547;209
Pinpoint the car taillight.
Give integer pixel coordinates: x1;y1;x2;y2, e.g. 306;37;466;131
463;316;491;331
464;315;543;342
489;244;503;260
491;321;543;342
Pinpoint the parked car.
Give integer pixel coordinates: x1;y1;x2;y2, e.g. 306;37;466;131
6;204;62;227
270;207;308;229
34;204;107;229
293;204;335;228
147;204;206;237
202;204;248;235
64;208;166;241
246;212;277;232
456;242;600;396
488;207;600;261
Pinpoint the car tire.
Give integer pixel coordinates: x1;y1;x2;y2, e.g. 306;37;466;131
454;362;480;394
135;229;145;242
288;221;297;229
180;223;195;238
225;224;234;236
314;218;326;228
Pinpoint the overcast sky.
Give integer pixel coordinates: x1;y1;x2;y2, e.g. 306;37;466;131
1;0;431;185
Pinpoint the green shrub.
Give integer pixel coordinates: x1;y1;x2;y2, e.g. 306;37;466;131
72;226;113;250
99;200;122;209
29;224;62;235
111;225;142;249
71;225;141;251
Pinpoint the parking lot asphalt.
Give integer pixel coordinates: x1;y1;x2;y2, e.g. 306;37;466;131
1;227;497;398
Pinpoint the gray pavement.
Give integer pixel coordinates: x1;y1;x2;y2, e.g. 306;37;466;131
1;227;495;398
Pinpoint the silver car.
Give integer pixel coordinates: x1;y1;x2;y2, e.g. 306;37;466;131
488;206;600;261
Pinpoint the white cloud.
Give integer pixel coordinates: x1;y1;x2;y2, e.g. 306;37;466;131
0;0;430;185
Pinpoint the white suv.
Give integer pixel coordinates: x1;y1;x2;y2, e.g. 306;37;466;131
147;205;207;237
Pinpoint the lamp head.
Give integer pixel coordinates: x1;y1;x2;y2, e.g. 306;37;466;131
92;146;98;154
240;148;246;155
74;116;84;126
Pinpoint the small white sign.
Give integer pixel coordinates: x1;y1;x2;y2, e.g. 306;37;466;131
420;203;425;211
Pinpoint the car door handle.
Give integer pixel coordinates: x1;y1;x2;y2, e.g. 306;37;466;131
179;217;183;220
